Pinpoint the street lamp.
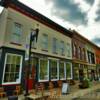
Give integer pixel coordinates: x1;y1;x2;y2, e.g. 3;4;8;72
25;28;39;96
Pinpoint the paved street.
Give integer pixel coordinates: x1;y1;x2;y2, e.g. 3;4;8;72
1;81;100;100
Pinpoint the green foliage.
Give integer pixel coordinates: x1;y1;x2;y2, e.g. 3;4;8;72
79;77;90;89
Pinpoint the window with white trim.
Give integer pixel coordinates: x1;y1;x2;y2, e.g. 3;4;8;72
50;59;59;80
2;53;22;84
52;38;58;54
39;59;49;82
66;62;72;79
60;41;64;55
41;34;48;50
59;62;66;80
66;43;71;57
11;23;22;44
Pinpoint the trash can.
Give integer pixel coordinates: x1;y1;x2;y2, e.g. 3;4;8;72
8;96;18;100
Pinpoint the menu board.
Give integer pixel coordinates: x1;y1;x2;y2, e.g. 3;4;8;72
62;83;70;94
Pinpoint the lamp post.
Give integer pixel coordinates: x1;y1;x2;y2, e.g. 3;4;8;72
25;28;39;96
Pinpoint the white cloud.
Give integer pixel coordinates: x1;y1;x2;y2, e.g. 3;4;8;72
19;0;52;19
87;0;100;25
77;22;100;40
74;0;91;13
0;0;100;46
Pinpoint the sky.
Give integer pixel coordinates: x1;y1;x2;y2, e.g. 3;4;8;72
0;0;100;47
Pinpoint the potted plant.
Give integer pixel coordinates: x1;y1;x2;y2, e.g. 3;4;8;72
79;78;90;89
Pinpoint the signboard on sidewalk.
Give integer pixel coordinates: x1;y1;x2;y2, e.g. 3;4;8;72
62;83;70;94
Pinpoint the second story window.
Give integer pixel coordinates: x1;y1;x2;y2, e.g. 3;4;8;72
87;51;95;64
73;43;77;57
60;41;65;55
31;29;37;49
66;43;71;57
11;23;22;44
52;38;57;54
82;48;86;61
88;51;92;63
42;34;48;51
91;53;95;64
78;47;81;60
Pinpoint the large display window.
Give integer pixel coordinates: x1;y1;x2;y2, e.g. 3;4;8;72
59;62;66;80
66;62;72;79
50;60;59;81
39;59;49;82
2;53;23;84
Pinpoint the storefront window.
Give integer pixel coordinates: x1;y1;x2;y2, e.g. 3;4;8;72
74;68;79;80
59;62;66;80
2;53;22;84
50;60;59;80
66;62;72;79
39;59;49;82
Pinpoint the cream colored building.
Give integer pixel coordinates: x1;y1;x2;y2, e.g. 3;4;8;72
0;0;72;93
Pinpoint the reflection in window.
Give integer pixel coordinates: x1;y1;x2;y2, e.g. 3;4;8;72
39;59;49;81
3;53;22;84
59;62;66;80
50;60;58;80
66;62;72;79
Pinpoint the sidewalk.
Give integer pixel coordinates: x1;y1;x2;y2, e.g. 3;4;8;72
64;81;100;100
1;81;100;100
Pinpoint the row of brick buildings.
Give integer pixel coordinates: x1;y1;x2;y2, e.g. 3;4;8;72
0;0;100;96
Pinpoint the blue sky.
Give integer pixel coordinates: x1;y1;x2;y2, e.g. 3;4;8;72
0;0;100;46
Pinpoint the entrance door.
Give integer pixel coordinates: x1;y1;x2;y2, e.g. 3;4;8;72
91;70;95;81
79;69;84;82
26;58;38;90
